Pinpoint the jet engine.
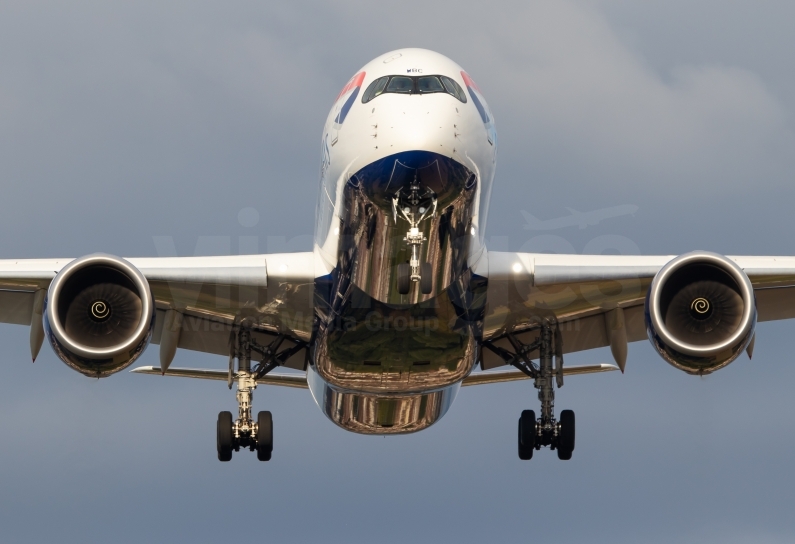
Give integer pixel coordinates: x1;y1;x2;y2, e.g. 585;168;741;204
645;251;756;375
44;254;155;377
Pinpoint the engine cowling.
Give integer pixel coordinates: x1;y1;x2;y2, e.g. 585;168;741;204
44;254;156;378
645;251;756;375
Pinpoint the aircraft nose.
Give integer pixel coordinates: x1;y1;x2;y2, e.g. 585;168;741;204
375;96;458;155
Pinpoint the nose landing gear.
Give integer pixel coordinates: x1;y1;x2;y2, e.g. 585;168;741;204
484;319;576;460
397;261;433;295
393;175;436;296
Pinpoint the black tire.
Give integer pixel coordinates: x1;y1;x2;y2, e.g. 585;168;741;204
420;262;432;294
256;411;273;462
518;410;536;460
557;409;575;461
397;263;411;295
518;422;533;460
217;411;234;462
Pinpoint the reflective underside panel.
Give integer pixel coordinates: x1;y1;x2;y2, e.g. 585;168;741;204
312;151;487;427
313;284;479;393
307;366;459;434
340;150;477;305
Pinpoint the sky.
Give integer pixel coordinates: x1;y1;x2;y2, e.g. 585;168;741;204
1;1;794;542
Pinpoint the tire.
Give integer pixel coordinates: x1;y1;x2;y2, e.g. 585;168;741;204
557;409;575;461
257;411;273;462
397;263;411;295
420;262;432;294
217;411;234;462
518;410;536;460
518;420;531;460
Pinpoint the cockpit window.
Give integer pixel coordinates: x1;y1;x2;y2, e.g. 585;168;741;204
440;76;467;103
361;75;468;104
361;76;388;103
386;76;413;93
417;76;445;93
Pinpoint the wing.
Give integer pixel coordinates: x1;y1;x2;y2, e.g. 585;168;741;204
0;253;315;369
128;361;620;388
479;252;795;370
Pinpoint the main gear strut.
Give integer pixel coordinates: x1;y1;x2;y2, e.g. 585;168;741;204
481;319;576;460
217;323;306;462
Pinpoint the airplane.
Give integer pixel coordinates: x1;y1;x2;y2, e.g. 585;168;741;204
521;205;639;230
2;48;794;462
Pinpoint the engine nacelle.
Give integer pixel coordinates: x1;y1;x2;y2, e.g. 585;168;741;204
645;251;756;375
44;254;156;378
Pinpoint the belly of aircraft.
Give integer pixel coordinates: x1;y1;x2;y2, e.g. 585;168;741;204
309;285;479;433
310;150;487;434
313;284;478;393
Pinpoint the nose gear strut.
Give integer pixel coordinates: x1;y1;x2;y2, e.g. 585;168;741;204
481;319;576;460
392;173;437;295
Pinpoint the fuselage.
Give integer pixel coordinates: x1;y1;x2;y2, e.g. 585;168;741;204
307;49;498;434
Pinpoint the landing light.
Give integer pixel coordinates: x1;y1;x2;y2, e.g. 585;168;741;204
512;263;523;273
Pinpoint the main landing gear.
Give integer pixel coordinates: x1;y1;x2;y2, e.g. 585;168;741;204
483;319;576;461
216;374;273;462
217;324;304;462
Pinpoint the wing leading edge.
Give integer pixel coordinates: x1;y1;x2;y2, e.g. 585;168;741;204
480;252;795;370
3;250;795;372
0;253;315;366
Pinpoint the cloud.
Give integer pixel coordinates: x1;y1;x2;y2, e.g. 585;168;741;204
457;0;794;192
278;0;794;197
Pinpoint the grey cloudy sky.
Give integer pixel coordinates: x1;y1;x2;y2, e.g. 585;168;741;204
1;1;795;543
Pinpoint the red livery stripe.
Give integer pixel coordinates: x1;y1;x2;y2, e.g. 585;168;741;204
460;71;481;93
335;71;366;102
